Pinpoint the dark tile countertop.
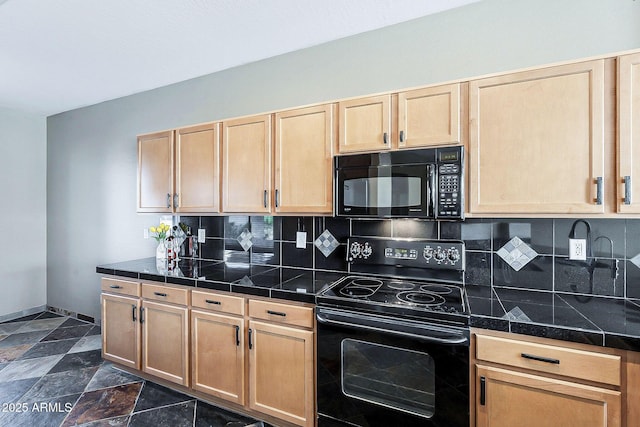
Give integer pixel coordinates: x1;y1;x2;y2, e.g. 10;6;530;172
97;258;640;351
96;257;344;305
467;285;640;352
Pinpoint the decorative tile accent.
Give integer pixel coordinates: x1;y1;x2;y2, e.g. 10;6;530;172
237;229;253;252
315;229;340;258
497;236;538;272
630;253;640;269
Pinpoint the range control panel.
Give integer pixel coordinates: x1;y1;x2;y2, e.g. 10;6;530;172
347;238;465;271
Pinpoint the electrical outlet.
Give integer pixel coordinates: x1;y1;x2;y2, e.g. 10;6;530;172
569;238;587;261
197;228;206;243
296;231;307;249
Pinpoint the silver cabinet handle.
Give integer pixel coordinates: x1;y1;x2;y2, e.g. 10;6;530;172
275;189;279;208
399;130;405;143
383;132;388;145
166;193;171;209
624;176;632;205
595;176;603;205
173;193;179;208
263;190;268;208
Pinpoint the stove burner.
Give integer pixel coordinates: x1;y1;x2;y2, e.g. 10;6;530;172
396;291;446;307
350;278;383;288
419;284;453;295
340;286;376;298
387;280;416;290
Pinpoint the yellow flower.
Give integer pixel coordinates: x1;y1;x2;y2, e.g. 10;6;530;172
150;226;157;233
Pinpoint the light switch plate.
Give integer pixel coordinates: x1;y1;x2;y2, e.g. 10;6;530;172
296;231;307;249
569;238;587;261
143;228;149;239
197;228;206;243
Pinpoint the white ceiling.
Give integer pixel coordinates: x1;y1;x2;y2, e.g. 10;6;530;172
0;0;479;116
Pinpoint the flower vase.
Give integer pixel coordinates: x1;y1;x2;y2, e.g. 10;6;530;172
155;240;167;269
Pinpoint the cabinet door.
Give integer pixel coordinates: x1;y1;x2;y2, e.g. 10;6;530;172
338;95;391;153
175;122;220;213
101;293;140;370
469;60;606;214
222;114;271;213
398;83;461;148
191;310;245;405
137;130;174;213
618;53;640;213
476;365;621;427
248;320;314;427
141;300;189;386
274;104;334;214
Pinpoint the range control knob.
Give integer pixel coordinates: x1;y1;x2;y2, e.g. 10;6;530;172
448;248;461;264
433;248;447;263
361;243;373;259
349;242;362;261
423;246;433;260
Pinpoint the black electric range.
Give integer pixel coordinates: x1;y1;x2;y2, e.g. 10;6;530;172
316;238;470;427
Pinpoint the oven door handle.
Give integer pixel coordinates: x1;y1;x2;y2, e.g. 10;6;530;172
316;308;468;346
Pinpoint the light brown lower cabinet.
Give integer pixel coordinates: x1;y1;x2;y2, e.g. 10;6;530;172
191;309;245;404
101;292;140;370
248;320;314;427
141;299;189;386
472;329;625;427
101;279;189;387
102;279;316;427
475;365;621;427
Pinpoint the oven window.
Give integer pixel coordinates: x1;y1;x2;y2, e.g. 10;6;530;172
343;177;422;208
341;339;435;419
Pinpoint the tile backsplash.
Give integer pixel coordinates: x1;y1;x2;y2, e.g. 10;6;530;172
179;216;640;301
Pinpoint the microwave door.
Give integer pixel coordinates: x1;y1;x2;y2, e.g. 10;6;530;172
389;165;431;217
339;166;392;216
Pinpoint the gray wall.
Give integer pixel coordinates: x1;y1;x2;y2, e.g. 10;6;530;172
46;0;640;321
0;107;47;319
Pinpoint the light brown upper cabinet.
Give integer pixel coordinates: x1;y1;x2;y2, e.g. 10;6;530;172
338;84;464;154
137;130;174;213
274;104;335;214
469;60;608;214
175;123;220;213
339;94;391;153
222;114;272;213
137;123;220;213
618;52;640;213
397;83;462;148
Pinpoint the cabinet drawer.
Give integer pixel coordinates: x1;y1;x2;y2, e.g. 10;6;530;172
249;300;314;329
475;334;621;386
101;278;140;297
192;290;245;316
141;283;189;306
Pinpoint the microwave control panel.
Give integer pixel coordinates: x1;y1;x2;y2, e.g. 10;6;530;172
436;147;464;219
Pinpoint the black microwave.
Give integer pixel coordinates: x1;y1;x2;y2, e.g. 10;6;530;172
334;146;464;219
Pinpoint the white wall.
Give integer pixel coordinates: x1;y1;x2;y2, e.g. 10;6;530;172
0;107;47;319
46;0;640;320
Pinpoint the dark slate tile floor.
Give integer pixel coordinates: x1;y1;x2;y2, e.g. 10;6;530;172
0;311;267;427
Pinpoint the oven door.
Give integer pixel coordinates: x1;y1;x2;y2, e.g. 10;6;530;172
335;164;434;218
316;307;469;427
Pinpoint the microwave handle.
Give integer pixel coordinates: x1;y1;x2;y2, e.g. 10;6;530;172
429;164;437;217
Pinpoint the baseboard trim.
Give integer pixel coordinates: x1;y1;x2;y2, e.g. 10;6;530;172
0;305;48;323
